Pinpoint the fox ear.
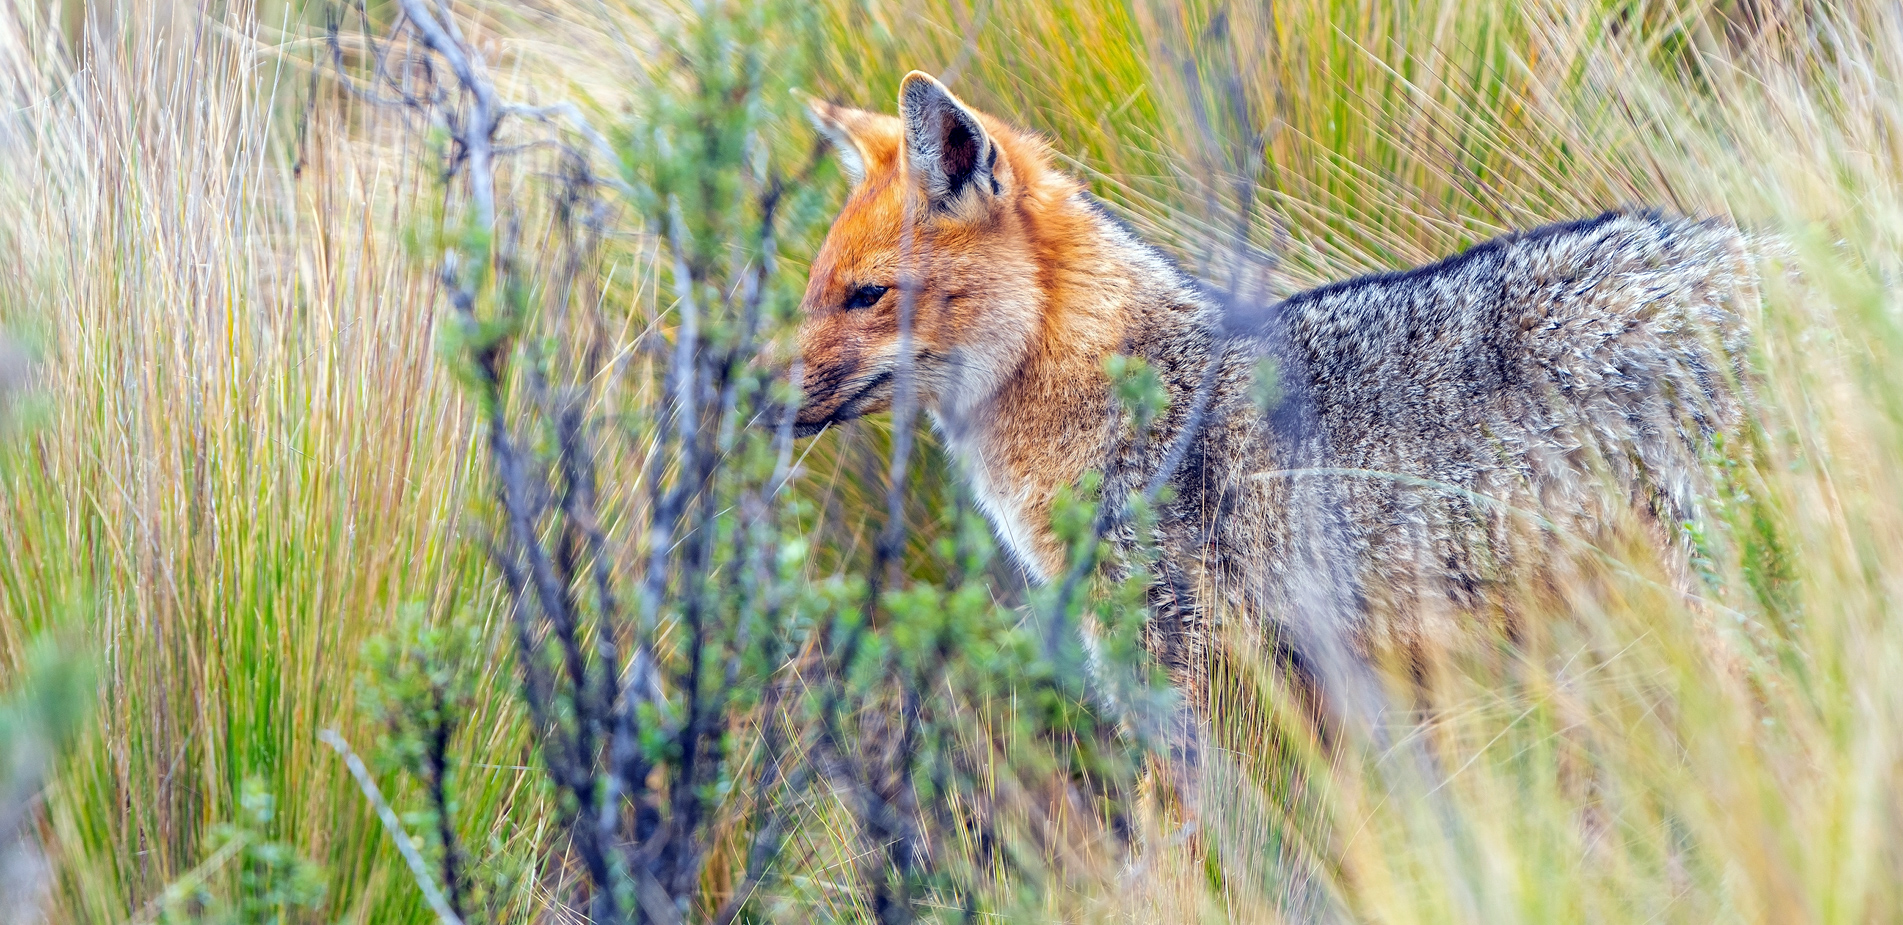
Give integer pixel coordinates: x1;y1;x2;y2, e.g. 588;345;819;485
898;71;999;210
805;97;884;186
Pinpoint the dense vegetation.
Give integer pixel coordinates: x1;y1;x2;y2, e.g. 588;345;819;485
1;0;1899;921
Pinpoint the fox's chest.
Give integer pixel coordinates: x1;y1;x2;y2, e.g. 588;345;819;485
968;467;1052;583
931;412;1057;583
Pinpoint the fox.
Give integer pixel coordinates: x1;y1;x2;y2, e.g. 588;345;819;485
788;71;1752;719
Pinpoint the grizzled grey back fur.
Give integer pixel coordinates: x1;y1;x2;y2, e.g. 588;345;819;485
1099;209;1752;704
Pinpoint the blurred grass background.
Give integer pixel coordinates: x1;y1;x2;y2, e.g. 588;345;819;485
0;0;1898;921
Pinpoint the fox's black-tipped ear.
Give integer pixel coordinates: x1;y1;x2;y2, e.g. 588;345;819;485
898;71;998;210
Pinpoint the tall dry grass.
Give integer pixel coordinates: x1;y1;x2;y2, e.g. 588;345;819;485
0;3;545;920
0;0;1898;921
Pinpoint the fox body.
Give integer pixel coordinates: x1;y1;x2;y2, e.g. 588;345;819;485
792;73;1751;698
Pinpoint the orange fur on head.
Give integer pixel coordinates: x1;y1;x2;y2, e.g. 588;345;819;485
794;74;1043;438
792;72;1150;577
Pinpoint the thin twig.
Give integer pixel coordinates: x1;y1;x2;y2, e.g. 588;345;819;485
321;729;467;925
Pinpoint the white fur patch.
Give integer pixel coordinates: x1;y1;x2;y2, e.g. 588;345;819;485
932;413;1051;584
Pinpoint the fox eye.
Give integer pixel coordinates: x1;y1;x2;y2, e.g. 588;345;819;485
845;284;889;310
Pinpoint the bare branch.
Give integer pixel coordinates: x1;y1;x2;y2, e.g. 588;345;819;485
394;0;502;230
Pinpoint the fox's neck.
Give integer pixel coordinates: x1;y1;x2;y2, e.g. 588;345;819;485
934;192;1209;582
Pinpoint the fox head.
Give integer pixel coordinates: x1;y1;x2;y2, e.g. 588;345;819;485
791;72;1053;438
